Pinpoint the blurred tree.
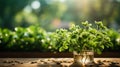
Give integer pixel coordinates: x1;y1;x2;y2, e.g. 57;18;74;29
115;1;120;26
0;0;29;29
0;0;120;31
88;0;120;28
60;0;120;29
32;0;67;31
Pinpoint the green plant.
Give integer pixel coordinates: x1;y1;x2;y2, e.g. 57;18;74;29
68;21;113;54
0;28;13;51
0;21;116;53
48;29;71;52
0;26;48;52
106;29;120;51
49;21;113;54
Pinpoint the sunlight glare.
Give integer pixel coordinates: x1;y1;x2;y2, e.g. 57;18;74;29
31;0;40;9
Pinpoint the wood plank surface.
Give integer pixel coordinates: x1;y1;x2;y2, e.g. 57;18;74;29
0;58;120;67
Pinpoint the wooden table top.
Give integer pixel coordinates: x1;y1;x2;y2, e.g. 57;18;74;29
0;58;120;67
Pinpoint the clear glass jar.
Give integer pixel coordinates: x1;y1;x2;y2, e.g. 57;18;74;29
73;50;94;66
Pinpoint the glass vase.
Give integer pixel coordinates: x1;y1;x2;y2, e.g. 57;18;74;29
73;50;94;66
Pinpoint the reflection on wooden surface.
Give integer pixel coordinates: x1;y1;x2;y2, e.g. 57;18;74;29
0;58;120;67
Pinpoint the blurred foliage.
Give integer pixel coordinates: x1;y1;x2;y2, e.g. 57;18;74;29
0;0;120;31
104;29;120;51
0;0;120;52
0;0;29;29
0;26;48;52
0;23;120;52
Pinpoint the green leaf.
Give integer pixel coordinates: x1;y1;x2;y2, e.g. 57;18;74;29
101;45;104;49
96;49;102;54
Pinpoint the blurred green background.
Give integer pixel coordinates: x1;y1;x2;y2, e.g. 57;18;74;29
0;0;120;31
0;0;120;52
